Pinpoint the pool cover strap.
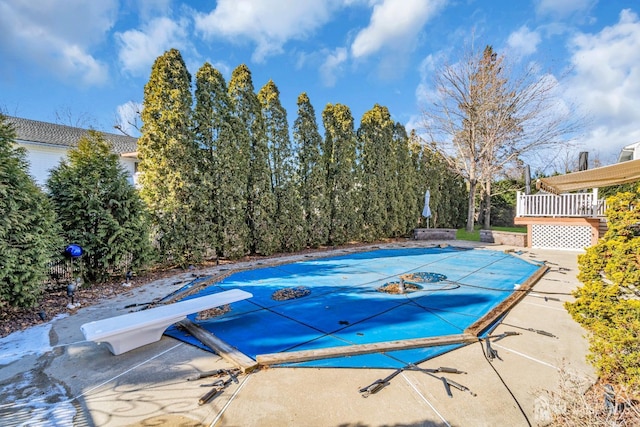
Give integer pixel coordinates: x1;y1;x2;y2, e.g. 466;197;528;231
359;364;471;398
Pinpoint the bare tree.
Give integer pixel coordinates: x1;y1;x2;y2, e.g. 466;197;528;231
54;106;98;129
422;42;579;231
113;101;142;137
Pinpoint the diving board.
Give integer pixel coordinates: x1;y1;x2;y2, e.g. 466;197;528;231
81;289;252;355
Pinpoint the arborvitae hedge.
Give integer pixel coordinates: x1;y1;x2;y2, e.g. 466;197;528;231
358;104;396;241
0;115;61;307
258;80;305;252
138;48;198;267
229;64;278;255
294;93;329;248
322;103;359;245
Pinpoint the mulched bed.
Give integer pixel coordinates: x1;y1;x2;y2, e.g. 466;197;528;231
0;268;180;339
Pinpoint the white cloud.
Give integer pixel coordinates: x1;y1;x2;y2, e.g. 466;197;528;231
351;0;446;59
136;0;173;20
320;47;348;87
415;53;441;106
0;0;116;85
507;26;542;57
194;0;341;63
564;9;640;161
404;114;422;134
534;0;596;18
115;17;189;76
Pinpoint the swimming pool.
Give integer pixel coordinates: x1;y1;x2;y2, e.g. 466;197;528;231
165;246;544;368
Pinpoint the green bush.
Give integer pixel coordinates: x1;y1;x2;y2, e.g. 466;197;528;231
47;131;153;283
566;188;640;393
0;115;62;307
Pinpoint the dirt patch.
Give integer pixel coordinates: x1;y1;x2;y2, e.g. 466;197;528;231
272;286;311;301
196;304;231;320
377;282;422;294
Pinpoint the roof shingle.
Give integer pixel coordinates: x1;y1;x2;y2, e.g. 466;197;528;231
6;116;138;154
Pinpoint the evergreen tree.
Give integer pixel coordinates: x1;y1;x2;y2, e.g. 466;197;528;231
193;63;250;259
258;80;305;252
322;103;359;245
393;123;421;235
228;64;278;255
138;48;198;267
294;93;329;247
357;104;396;241
419;137;468;229
567;189;640;391
0;115;61;307
48;131;153;282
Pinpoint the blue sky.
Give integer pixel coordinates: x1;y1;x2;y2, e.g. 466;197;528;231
1;0;639;170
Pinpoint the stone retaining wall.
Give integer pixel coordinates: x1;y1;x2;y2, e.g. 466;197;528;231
413;228;457;240
479;230;527;247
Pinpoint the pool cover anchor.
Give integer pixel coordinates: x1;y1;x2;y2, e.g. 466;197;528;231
500;323;558;338
187;368;231;381
359;366;472;398
490;330;520;342
484;331;520;361
359;369;404;397
197;370;239;406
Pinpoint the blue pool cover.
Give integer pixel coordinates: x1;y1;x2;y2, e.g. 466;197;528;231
164;246;542;368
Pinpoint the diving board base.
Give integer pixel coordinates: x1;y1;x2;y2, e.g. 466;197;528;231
97;316;185;355
81;289;252;355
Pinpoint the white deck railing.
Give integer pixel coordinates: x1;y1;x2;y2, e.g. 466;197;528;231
516;190;607;218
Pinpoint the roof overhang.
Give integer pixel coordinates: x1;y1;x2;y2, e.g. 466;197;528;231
120;151;138;159
536;158;640;194
618;141;640;162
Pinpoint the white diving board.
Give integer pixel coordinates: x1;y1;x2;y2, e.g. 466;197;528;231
81;289;252;355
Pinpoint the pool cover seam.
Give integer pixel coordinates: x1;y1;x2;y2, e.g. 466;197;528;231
407;298;466;332
242;293;420;353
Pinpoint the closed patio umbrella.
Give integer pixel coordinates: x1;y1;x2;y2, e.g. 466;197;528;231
422;190;432;228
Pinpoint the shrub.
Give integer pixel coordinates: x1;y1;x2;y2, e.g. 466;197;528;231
47;131;153;283
0;115;62;307
567;188;640;393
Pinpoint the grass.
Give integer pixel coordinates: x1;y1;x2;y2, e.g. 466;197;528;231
456;225;527;241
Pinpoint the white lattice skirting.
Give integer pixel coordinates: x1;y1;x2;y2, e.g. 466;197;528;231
531;224;592;250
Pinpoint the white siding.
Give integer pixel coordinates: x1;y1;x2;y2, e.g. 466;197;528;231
15;140;137;188
15;141;67;187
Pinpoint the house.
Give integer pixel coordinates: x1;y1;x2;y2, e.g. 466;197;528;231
515;154;640;250
618;141;640;162
6;116;138;187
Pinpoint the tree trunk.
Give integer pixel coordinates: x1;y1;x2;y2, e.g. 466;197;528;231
466;180;477;232
483;180;491;230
